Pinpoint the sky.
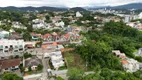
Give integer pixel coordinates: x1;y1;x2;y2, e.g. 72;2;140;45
0;0;142;7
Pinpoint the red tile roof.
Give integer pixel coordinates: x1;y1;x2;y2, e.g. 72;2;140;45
121;60;128;65
43;33;51;38
31;32;42;37
63;33;70;38
0;59;21;70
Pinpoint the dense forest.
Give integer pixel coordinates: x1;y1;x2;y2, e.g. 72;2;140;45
67;21;142;80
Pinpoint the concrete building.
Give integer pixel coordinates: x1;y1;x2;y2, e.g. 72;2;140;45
124;15;131;23
138;12;142;19
112;50;126;59
121;58;139;72
0;39;25;53
44;51;64;70
12;22;27;29
0;29;9;39
76;12;83;17
136;48;142;56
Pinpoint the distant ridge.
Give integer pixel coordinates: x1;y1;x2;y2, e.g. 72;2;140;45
0;6;68;12
88;3;142;10
70;7;87;11
0;6;89;12
113;3;142;9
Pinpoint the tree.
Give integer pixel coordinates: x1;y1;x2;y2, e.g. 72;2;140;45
23;52;32;59
45;15;50;20
56;76;64;80
1;72;23;80
67;68;84;80
28;66;32;72
37;64;43;71
22;31;32;41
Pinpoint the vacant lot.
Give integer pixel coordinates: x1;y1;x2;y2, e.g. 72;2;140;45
63;52;87;71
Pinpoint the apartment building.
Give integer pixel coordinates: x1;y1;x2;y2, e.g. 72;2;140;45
0;39;25;53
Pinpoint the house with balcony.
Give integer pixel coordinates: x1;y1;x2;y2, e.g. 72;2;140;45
44;51;64;70
50;51;64;70
0;39;25;53
112;50;126;59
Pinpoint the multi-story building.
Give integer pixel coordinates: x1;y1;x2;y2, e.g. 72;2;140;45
0;39;25;53
138;12;142;19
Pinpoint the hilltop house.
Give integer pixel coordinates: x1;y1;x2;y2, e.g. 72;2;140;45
121;58;140;72
112;50;126;59
76;12;83;17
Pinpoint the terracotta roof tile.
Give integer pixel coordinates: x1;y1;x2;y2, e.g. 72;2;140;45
0;59;21;70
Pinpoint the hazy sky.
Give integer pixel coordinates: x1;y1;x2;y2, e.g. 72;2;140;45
0;0;142;7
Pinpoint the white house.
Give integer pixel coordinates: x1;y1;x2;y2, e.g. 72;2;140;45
76;12;83;17
0;29;9;39
124;15;131;23
0;39;25;53
51;51;64;69
12;22;27;29
136;48;142;56
112;50;126;59
126;22;136;28
55;21;65;28
138;12;142;19
32;19;50;29
44;51;64;70
121;58;139;72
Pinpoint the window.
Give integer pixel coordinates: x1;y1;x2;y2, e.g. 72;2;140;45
12;66;15;68
4;50;8;52
5;68;8;70
19;48;23;51
14;50;18;52
19;45;23;48
15;46;18;48
0;45;3;49
5;46;8;48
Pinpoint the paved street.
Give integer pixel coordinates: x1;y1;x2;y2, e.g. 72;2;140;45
42;58;50;80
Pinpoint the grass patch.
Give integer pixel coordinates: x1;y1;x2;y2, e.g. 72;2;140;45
63;52;87;71
25;70;42;75
58;66;67;70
